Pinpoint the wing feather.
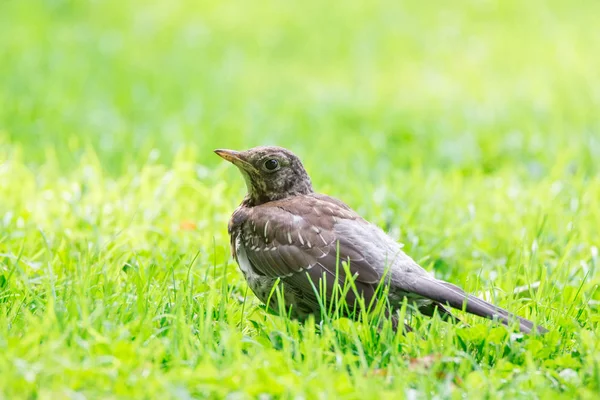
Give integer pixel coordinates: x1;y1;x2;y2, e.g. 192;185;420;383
234;194;381;312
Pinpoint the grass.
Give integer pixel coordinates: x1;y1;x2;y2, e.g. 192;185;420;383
1;0;599;398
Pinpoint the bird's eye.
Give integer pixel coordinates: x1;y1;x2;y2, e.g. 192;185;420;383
263;159;279;171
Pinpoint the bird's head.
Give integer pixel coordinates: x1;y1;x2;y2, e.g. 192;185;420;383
215;146;313;206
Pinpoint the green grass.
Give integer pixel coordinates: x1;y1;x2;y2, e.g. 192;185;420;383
1;0;599;398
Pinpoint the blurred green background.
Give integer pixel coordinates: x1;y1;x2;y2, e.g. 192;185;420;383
1;1;600;398
2;0;599;176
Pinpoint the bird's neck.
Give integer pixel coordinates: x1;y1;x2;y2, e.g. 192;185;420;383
242;186;314;207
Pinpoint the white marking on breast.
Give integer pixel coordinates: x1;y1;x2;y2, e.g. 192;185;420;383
292;215;303;224
306;239;312;248
311;226;320;233
297;232;305;245
271;247;277;251
287;232;292;244
264;220;270;239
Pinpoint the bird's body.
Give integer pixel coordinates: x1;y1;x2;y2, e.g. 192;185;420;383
228;193;431;321
216;146;546;334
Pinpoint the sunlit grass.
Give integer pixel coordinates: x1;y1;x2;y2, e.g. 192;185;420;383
1;0;599;398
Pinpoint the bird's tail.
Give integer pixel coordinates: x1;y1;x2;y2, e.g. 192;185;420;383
401;276;547;334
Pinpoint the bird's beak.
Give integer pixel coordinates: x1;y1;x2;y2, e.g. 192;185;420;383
214;148;254;171
214;149;243;163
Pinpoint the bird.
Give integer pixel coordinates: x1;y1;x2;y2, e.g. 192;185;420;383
215;146;547;334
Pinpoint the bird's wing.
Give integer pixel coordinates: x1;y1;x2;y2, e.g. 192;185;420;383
232;194;385;312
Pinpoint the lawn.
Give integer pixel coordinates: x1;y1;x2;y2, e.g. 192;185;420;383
1;0;599;398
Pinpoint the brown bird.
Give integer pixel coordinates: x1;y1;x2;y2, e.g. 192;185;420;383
215;146;547;334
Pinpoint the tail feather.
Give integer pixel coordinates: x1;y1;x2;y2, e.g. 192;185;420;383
418;302;462;324
401;276;547;334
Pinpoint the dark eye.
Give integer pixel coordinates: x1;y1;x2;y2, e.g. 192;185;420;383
263;159;279;171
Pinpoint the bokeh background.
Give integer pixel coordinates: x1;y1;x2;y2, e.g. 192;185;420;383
1;0;600;398
2;0;599;175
